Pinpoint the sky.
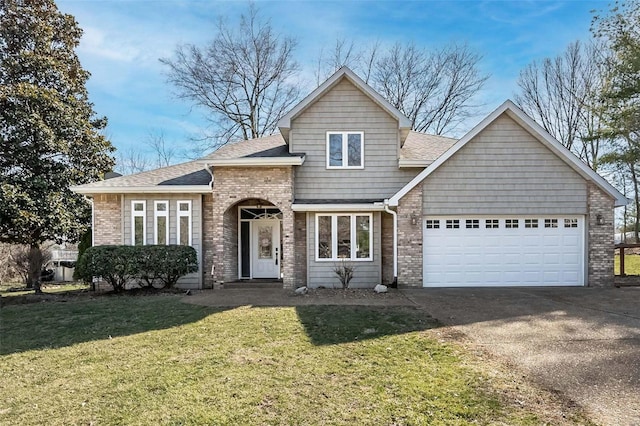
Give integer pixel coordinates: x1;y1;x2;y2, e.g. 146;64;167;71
56;0;610;162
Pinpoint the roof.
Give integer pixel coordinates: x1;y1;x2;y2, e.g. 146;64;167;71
70;160;211;194
399;131;458;167
277;67;412;143
389;100;629;207
199;134;305;166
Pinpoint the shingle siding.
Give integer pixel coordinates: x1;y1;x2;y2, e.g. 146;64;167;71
291;78;419;200
422;114;588;215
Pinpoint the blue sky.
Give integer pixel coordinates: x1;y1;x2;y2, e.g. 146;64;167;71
56;0;608;161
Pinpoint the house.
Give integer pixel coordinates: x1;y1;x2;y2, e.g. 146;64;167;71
71;67;627;289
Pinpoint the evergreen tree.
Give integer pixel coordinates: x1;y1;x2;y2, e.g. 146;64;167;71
0;0;114;292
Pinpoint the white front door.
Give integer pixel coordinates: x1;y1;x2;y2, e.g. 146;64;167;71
251;219;281;279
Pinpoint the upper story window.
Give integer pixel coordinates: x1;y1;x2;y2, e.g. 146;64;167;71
327;131;364;169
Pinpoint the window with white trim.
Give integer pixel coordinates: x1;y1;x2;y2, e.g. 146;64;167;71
177;200;192;246
131;201;146;246
316;213;372;261
154;201;169;245
505;219;519;228
425;219;440;229
327;132;364;168
525;219;538;228
544;218;558;228
564;218;578;228
466;219;479;229
446;219;460;229
486;219;499;229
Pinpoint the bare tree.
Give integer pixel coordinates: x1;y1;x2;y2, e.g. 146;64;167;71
145;130;177;168
514;40;608;170
115;148;151;175
314;40;488;135
0;243;17;285
160;3;300;150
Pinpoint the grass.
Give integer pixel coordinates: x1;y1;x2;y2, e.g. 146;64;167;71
0;282;90;297
0;295;590;425
614;254;640;275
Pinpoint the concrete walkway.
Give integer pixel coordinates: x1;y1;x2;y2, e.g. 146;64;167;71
402;287;640;426
184;286;640;425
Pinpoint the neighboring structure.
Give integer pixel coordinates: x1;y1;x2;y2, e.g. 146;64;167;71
72;67;628;289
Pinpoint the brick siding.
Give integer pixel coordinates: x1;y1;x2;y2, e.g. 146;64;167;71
210;166;296;289
381;212;394;285
202;194;215;289
587;183;615;287
93;194;122;245
396;185;423;287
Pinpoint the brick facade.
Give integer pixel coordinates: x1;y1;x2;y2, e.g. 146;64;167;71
396;185;423;287
294;212;307;288
93;194;122;245
381;212;394;285
587;183;615;287
210;166;296;289
202;194;215;289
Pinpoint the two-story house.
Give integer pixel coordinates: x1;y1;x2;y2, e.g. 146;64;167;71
72;67;627;289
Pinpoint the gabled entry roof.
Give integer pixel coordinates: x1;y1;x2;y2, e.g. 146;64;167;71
388;100;628;207
277;66;412;143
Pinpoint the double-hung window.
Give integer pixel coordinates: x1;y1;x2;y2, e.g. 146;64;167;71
131;201;146;246
177;200;192;246
316;213;372;261
326;131;364;168
154;201;169;245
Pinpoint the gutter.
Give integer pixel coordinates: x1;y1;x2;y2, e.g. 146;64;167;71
383;199;398;286
203;163;214;189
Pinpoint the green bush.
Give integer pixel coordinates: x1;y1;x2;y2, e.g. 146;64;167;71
76;245;198;292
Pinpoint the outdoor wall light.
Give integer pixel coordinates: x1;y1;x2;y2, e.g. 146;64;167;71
596;214;605;225
411;214;418;226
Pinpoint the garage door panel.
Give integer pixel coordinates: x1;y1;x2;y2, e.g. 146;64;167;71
423;216;584;287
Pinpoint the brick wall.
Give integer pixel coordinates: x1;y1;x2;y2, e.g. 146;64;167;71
587;183;615;287
93;194;122;245
202;194;215;289
397;185;423;287
294;212;307;288
381;212;394;285
210;166;296;289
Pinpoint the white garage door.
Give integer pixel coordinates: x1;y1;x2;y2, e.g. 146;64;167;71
423;216;585;287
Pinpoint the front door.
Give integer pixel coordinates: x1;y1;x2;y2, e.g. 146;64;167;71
251;219;281;279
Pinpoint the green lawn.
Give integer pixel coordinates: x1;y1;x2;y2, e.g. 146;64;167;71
0;295;590;425
615;254;640;275
0;282;90;297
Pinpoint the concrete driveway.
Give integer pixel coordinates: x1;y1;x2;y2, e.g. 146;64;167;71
402;287;640;426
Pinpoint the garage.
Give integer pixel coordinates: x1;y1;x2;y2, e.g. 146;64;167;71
423;216;585;287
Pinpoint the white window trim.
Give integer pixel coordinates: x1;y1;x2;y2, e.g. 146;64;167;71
177;200;192;246
131;200;146;246
326;131;365;169
315;213;373;261
153;200;169;245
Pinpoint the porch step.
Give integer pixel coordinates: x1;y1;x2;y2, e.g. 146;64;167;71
224;280;283;289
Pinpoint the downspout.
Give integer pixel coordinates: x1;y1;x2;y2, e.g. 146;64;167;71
204;163;214;189
383;199;398;287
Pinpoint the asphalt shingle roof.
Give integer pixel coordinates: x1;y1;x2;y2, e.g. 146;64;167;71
400;131;457;163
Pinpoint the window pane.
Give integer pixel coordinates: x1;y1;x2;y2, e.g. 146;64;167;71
134;202;144;212
258;225;273;259
156;216;167;245
134;216;144;246
356;216;370;259
329;134;343;166
347;133;362;167
156;202;167;212
318;216;332;258
179;202;189;212
337;215;351;258
179;216;189;246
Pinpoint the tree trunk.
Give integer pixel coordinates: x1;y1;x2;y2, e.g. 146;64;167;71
27;244;43;294
630;163;640;243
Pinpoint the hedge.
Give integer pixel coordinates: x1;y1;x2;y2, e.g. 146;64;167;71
76;245;198;292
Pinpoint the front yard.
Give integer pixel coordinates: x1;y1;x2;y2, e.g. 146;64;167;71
0;295;591;425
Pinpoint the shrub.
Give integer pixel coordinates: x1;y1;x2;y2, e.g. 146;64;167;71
333;259;355;290
76;245;198;292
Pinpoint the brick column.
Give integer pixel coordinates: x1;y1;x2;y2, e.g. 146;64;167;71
587;183;615;287
202;194;215;289
397;185;423;287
